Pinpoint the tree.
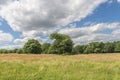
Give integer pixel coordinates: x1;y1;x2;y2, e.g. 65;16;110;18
84;45;93;54
115;41;120;53
84;42;104;53
0;49;9;54
12;49;19;53
72;45;85;54
48;33;73;54
17;49;23;54
60;38;73;54
41;43;51;54
23;39;42;54
103;42;115;53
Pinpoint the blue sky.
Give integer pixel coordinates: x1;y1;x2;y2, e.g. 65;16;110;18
76;0;120;26
0;0;120;49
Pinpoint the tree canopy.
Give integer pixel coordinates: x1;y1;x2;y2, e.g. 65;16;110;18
84;42;104;53
23;39;42;54
48;33;73;54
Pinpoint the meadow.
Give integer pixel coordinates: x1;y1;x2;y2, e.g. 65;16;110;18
0;53;120;80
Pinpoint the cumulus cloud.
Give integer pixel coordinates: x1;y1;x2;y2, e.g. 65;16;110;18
0;0;107;36
59;23;120;45
0;31;13;44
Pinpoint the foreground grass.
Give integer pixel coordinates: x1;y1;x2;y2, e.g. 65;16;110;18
0;54;120;80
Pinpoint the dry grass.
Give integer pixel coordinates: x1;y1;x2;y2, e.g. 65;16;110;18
0;53;120;62
0;54;60;62
72;53;120;61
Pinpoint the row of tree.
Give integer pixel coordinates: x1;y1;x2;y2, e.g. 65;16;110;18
72;41;120;54
0;33;120;54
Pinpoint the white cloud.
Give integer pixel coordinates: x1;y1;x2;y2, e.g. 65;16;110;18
0;44;22;49
14;36;47;45
117;0;120;2
59;23;120;45
0;31;13;44
0;0;107;36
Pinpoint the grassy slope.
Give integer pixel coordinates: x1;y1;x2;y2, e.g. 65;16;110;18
0;54;120;80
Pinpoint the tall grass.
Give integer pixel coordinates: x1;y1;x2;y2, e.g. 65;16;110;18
0;54;120;80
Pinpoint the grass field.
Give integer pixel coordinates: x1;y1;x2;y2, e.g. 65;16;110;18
0;53;120;80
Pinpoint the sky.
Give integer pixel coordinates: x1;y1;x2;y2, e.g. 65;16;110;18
0;0;120;49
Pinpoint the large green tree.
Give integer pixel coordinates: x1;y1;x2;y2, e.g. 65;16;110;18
41;43;51;54
23;39;42;54
48;33;73;54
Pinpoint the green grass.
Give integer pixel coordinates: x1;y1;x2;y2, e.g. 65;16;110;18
0;54;120;80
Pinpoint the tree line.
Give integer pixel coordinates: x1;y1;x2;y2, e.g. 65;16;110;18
0;33;120;54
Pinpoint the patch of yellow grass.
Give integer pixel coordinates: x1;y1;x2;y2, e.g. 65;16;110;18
72;53;120;61
0;53;120;62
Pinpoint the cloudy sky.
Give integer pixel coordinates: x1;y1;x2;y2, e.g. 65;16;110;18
0;0;120;49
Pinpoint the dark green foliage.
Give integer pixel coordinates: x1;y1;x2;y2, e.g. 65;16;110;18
17;49;24;54
23;39;42;54
41;43;51;54
115;41;120;53
0;49;8;54
84;42;104;53
60;38;73;54
94;48;101;53
13;49;19;53
72;45;85;54
103;42;115;53
48;33;73;54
